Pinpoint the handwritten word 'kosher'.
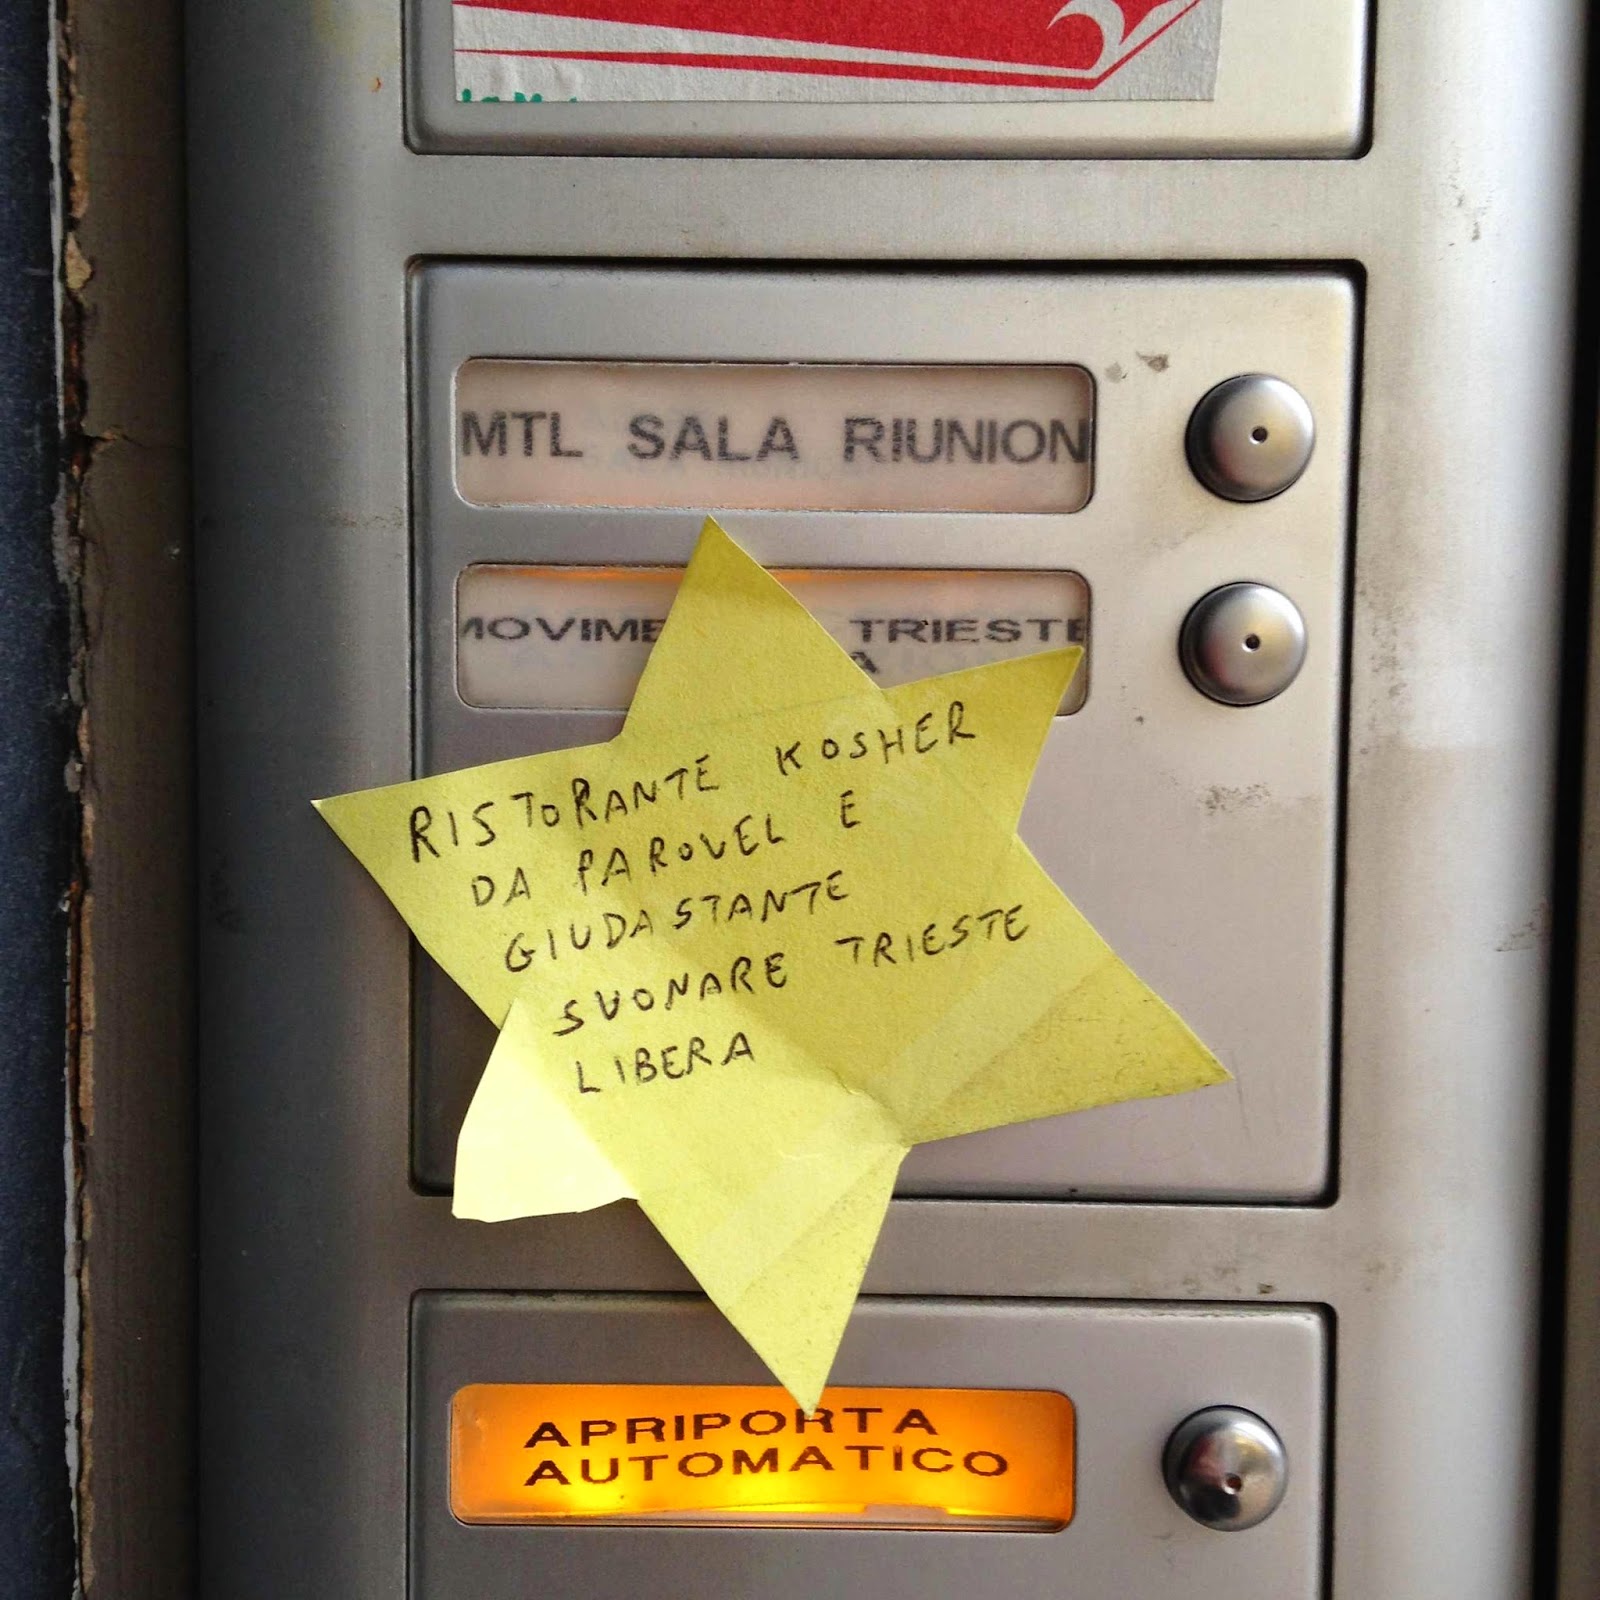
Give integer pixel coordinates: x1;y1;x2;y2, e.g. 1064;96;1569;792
775;699;975;776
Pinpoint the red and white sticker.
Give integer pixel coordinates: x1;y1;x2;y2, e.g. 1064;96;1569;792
452;0;1222;104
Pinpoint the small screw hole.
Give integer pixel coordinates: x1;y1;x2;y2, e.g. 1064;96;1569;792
1250;426;1269;443
1243;634;1262;651
1224;1474;1244;1494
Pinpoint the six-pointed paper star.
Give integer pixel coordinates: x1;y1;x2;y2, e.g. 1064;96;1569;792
315;519;1229;1408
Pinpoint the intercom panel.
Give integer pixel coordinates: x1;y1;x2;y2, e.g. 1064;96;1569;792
189;0;1583;1596
412;264;1355;1200
412;1295;1326;1599
408;0;1369;157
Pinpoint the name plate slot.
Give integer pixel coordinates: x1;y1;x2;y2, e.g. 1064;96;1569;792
450;1383;1075;1529
456;564;1090;713
454;361;1094;512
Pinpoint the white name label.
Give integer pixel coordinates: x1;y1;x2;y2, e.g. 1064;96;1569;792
454;362;1093;514
458;565;1090;713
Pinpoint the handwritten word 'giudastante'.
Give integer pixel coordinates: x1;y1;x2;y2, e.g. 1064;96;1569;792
487;872;848;969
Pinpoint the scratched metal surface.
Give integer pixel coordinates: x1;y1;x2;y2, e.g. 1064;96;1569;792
189;0;1583;1595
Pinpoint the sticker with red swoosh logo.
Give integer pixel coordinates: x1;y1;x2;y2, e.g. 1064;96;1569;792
453;0;1221;102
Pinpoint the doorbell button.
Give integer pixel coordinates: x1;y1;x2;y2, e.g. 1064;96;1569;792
1187;374;1315;502
1180;583;1307;706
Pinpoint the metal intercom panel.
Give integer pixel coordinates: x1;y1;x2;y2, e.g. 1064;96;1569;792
190;2;1584;1598
412;265;1354;1200
412;1296;1327;1597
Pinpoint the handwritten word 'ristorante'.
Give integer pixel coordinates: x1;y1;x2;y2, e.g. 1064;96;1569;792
405;755;721;863
774;699;975;776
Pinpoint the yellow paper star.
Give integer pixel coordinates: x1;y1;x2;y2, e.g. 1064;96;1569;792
315;519;1228;1407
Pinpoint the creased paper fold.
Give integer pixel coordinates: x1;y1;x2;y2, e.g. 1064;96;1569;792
316;519;1228;1407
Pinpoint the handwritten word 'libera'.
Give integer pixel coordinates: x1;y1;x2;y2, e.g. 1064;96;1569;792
572;1030;755;1096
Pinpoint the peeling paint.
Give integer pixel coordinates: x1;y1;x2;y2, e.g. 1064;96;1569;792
57;5;93;1593
63;234;91;294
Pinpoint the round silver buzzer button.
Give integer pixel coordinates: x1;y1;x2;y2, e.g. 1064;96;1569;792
1163;1405;1289;1532
1179;582;1307;707
1187;374;1316;502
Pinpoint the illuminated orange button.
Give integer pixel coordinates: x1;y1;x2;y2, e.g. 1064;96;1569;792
450;1384;1074;1530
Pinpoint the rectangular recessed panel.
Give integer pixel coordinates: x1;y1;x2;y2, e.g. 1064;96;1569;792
454;361;1094;512
449;1383;1074;1529
413;266;1353;1202
457;565;1090;713
413;1297;1326;1600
